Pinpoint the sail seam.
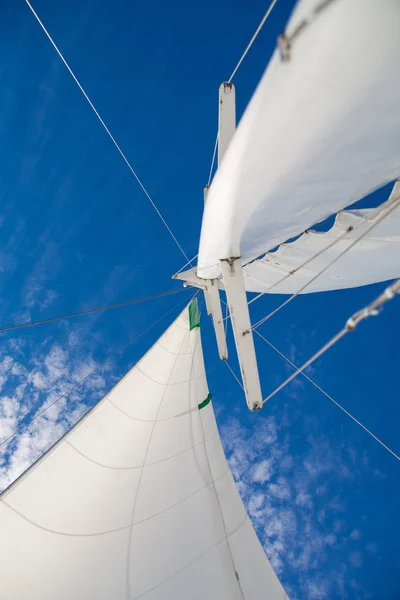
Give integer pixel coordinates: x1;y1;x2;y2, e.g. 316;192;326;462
157;342;194;356
136;365;202;386
64;431;218;471
106;398;163;423
1;471;229;538
131;515;249;600
108;396;207;423
107;397;201;423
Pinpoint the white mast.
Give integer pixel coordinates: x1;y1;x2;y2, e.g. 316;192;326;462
218;82;236;164
0;301;289;599
175;83;237;362
176;82;263;410
201;82;237;362
216;82;263;411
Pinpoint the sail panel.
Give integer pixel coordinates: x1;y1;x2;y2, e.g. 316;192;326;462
242;196;400;294
0;306;289;599
197;0;400;280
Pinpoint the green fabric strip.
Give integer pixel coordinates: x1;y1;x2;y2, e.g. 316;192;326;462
188;297;200;330
198;393;212;410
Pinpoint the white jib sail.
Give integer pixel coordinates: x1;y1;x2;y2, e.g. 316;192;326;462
197;0;400;280
0;301;288;600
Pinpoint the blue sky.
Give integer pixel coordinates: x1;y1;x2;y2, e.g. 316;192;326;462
0;0;399;598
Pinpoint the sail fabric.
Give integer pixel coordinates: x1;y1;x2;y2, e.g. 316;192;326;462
197;0;400;280
242;201;400;294
0;304;288;600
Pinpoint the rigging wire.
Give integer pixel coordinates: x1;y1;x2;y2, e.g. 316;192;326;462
25;0;191;265
0;288;189;336
228;0;280;83
260;278;400;407
224;360;244;390
224;299;229;339
174;254;199;276
254;329;400;462
250;195;400;331
0;292;196;449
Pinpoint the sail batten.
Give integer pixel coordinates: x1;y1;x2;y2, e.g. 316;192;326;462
0;303;288;599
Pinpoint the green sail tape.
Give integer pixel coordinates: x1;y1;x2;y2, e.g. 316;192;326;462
188;297;200;331
198;393;212;410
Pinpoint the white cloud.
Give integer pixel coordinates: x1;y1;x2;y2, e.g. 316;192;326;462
268;478;291;501
252;459;274;483
295;491;312;508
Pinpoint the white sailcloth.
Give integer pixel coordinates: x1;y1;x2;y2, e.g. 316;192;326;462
242;195;400;294
197;0;400;280
0;303;288;600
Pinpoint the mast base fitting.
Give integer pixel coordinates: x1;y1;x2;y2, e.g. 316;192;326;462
250;402;263;412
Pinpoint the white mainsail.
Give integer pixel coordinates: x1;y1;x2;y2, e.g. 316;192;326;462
197;0;400;280
0;301;288;599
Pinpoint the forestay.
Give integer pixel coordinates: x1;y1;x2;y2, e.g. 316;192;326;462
197;0;400;280
0;303;288;600
242;193;400;294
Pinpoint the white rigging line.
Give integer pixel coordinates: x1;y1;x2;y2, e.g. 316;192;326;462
250;194;400;331
25;0;191;265
254;330;400;462
224;300;229;339
261;278;400;413
174;253;199;276
0;288;189;336
228;0;280;83
224;361;244;390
